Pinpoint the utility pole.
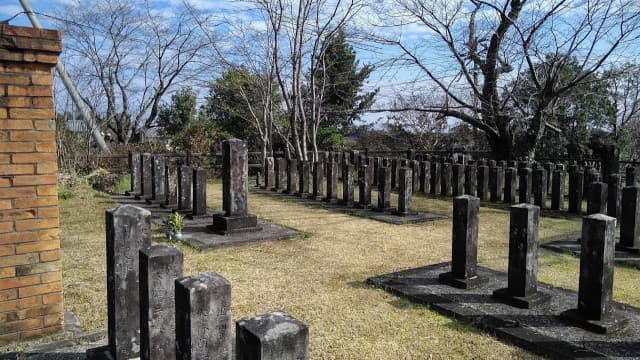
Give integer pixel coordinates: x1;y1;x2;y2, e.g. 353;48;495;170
18;0;111;153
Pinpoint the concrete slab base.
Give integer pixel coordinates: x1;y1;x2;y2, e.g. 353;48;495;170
542;235;640;269
367;262;640;359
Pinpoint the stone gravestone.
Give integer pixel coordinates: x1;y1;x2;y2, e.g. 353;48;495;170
341;164;355;207
551;169;566;211
533;168;547;208
127;151;141;196
430;161;441;196
503;168;517;204
452;163;465;197
296;160;310;198
584;167;600;201
587;182;608;215
311;161;324;200
286;159;298;195
274;158;286;192
176;166;192;212
148;156;166;204
356;164;372;209
439;195;483;289
162;163;179;208
420;161;430;193
210;139;260;234
518;168;532;204
372;157;380;187
262;157;275;190
323;161;339;204
376;167;392;212
617;186;640;251
477;165;489;201
236;312;309;360
136;153;153;200
441;162;452;196
98;205;152;359
568;170;584;214
465;164;477;197
175;272;232;359
140;245;183;360
544;162;555;194
391;158;400;189
626;166;636;187
189;167;208;218
396;168;413;215
607;174;622;218
410;160;420;193
489;166;504;202
560;214;628;333
493;204;549;308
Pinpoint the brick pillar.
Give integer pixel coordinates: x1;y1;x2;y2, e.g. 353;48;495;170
0;24;63;344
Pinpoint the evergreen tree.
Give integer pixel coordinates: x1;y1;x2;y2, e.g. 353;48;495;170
157;87;198;138
314;29;377;147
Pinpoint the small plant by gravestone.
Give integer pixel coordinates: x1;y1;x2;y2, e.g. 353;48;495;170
163;212;185;241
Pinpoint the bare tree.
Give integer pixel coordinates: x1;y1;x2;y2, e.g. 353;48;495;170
254;0;365;161
386;93;448;149
608;63;640;158
56;0;210;144
371;0;640;159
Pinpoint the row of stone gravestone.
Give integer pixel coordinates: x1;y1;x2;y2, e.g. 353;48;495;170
87;204;309;360
257;153;638;218
127;139;262;235
441;195;632;333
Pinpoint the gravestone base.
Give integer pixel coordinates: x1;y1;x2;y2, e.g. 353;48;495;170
322;197;339;204
559;308;629;334
145;198;164;205
159;202;177;209
354;202;372;209
294;192;310;199
124;190;140;197
368;262;640;359
492;288;551;309
542;236;640;269
208;213;261;235
615;244;640;254
372;206;395;213
309;195;324;201
182;219;299;250
340;199;354;207
85;345;113;360
393;209;418;217
438;271;485;290
185;208;217;220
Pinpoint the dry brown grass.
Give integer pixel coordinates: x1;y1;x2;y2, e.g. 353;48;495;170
4;180;640;359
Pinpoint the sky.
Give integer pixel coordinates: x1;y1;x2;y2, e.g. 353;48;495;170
2;0;639;129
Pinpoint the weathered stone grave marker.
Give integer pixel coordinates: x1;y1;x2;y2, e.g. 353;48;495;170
311;161;324;200
323;161;339;204
587;182;608;215
376;166;392;212
551;169;566;211
236;312;310;360
617;186;640;252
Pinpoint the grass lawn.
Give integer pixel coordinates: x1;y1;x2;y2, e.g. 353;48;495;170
4;178;640;358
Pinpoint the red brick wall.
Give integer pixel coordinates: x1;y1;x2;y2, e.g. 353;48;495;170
0;24;63;345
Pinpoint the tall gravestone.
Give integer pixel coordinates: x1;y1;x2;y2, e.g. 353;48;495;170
162;163;179;208
175;272;232;359
441;162;452;196
210;139;259;234
465;164;477;197
477;166;489;201
286;159;298;195
626;166;636;187
560;214;628;333
176;166;192;212
274;158;286;192
128;152;142;196
618;186;640;251
551;169;566;211
323;161;339;204
138;153;153;200
376;167;392;212
490;166;504;202
420;161;430;193
430;161;441;195
607;174;622;218
296;160;311;198
105;205;151;359
311;161;324;200
569;170;584;213
262;157;275;190
410;160;420;193
341;164;355;207
493;204;549;308
149;156;166;203
397;168;413;215
439;195;482;289
452;163;465;197
236;312;309;360
518;168;532;204
357;164;372;208
503;168;517;204
189;167;208;218
533;168;547;208
587;182;608;215
140;245;183;360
